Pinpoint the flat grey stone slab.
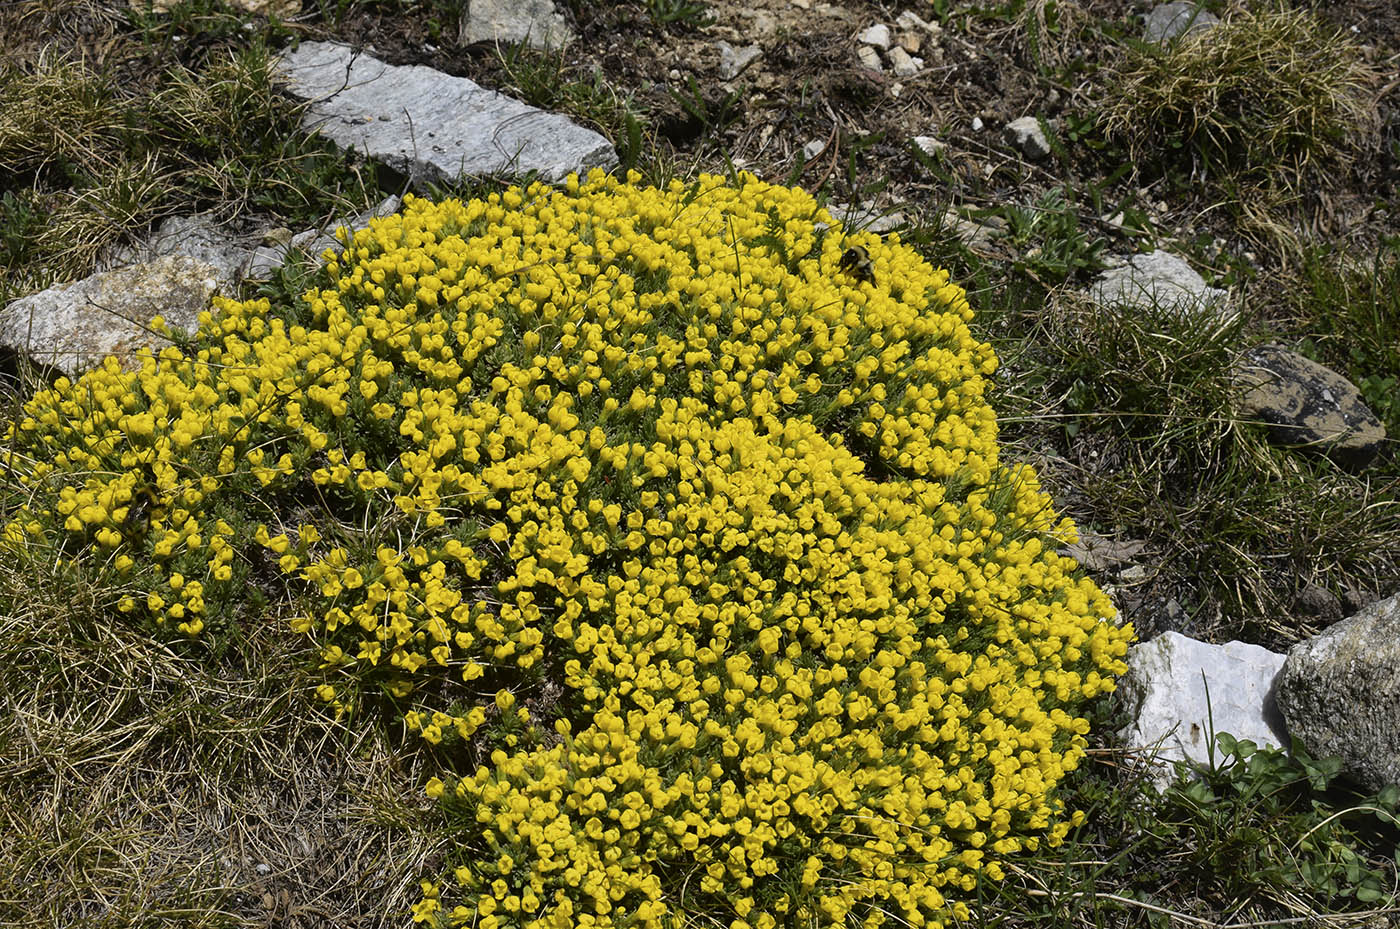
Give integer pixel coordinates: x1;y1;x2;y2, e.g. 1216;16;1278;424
99;213;257;287
1117;631;1288;789
274;42;616;187
0;255;218;376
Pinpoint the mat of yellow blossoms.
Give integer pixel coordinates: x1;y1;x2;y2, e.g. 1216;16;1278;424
4;170;1133;929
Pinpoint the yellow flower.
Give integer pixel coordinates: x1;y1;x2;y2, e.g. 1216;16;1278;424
8;169;1135;929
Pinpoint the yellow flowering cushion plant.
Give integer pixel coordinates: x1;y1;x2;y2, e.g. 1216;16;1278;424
4;170;1133;928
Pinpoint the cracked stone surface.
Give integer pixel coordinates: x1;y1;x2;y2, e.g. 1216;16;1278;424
274;41;616;187
0;255;219;376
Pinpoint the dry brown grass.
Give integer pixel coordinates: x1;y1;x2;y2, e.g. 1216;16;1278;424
0;537;449;928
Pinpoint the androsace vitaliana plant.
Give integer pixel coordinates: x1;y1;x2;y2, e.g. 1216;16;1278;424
3;171;1133;929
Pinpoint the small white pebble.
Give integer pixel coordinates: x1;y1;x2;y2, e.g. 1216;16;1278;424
858;23;892;49
856;45;884;72
913;135;945;156
971;116;984;131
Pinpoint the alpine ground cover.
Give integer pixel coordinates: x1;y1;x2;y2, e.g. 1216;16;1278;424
4;0;1399;924
3;171;1133;928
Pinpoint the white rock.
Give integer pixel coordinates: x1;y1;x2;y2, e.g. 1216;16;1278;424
912;135;945;156
895;11;927;30
971;116;984;131
895;10;941;37
887;46;921;77
275;42;615;187
802;139;827;160
458;0;573;49
858;23;892;49
1117;631;1289;789
0;255;220;376
1003;115;1051;161
1088;250;1230;319
856;44;883;71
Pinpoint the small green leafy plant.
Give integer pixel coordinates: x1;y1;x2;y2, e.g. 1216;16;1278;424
991;186;1110;287
643;0;709;28
1152;733;1400;908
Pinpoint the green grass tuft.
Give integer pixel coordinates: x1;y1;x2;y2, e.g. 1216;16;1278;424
1099;2;1381;187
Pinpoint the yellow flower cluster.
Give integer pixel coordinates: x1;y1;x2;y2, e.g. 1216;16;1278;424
3;169;1133;928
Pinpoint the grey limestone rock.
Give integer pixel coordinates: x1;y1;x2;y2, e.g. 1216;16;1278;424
1003;116;1051;161
274;42;615;188
856;44;883;72
1117;631;1288;789
1144;1;1220;44
1088;250;1229;319
0;197;406;376
1232;343;1385;467
858;23;892;50
1277;593;1400;792
887;46;921;77
0;254;219;376
458;0;573;50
